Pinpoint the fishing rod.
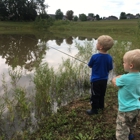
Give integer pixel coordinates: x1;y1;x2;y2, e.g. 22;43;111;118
27;36;88;65
48;46;88;65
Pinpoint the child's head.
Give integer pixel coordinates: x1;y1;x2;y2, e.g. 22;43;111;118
97;35;114;52
123;49;140;72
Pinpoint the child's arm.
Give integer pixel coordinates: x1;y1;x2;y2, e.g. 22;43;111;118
112;75;121;87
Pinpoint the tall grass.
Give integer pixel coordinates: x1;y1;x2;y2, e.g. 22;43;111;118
0;69;31;139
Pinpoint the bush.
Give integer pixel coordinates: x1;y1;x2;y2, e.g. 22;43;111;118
33;17;54;30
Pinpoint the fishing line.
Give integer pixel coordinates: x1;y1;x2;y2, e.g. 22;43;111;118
27;36;88;65
26;36;114;80
48;45;88;65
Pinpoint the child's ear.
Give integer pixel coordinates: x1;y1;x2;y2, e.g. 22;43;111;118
129;63;133;69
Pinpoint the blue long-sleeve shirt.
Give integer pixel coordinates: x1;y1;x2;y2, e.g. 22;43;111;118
88;53;113;82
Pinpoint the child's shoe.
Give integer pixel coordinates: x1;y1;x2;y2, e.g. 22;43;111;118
129;134;134;140
86;109;98;115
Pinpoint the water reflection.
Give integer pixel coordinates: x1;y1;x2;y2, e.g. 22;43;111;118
0;34;96;70
0;34;96;95
0;34;46;71
66;36;73;45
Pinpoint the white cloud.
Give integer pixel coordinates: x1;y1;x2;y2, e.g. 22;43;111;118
45;0;140;18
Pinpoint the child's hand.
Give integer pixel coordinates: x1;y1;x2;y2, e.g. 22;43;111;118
112;75;121;87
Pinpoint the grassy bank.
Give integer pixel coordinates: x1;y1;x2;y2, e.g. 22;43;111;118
0;19;139;39
0;21;35;34
49;19;139;40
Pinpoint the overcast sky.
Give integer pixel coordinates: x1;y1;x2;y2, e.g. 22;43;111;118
45;0;140;18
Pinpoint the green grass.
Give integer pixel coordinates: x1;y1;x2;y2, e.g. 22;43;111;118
0;21;35;34
0;19;139;38
49;19;139;40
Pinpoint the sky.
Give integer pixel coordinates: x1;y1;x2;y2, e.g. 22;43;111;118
45;0;140;18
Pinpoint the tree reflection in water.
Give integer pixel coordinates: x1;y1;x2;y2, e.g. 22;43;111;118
0;34;47;71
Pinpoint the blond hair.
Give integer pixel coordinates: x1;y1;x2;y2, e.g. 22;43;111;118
123;49;140;70
97;35;114;51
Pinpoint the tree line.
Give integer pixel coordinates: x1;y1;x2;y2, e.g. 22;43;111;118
55;9;140;21
0;0;139;22
55;9;101;21
0;0;48;21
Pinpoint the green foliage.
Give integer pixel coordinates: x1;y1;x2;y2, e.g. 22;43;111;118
95;14;101;20
33;63;54;118
75;40;96;61
79;14;87;21
0;1;9;20
53;20;70;26
109;36;139;75
136;20;140;38
120;12;127;19
0;0;48;21
66;10;74;20
14;87;31;119
38;13;50;19
109;41;126;75
88;13;94;17
75;133;92;140
33;17;54;30
73;16;78;21
55;9;64;20
0;69;32;139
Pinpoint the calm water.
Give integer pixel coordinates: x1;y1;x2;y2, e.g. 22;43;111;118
0;34;97;96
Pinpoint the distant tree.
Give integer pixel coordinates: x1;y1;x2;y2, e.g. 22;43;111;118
0;1;8;20
22;2;37;21
0;0;47;21
79;14;87;21
55;9;63;20
35;0;48;14
120;12;126;19
88;13;94;17
37;13;50;19
73;16;78;21
95;14;100;20
136;13;140;19
66;10;74;20
34;16;54;30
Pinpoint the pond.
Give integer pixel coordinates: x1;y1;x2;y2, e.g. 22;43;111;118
0;34;97;96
